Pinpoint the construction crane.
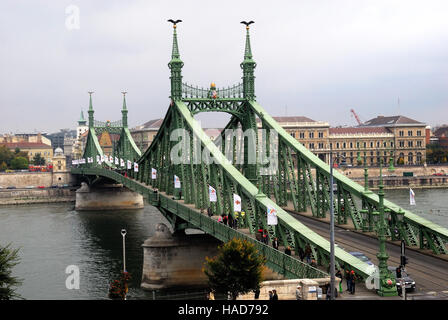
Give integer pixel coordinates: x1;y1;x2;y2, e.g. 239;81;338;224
350;109;363;125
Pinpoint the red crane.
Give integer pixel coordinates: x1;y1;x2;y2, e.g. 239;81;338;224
350;109;363;125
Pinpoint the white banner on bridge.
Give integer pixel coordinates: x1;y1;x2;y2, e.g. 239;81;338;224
120;158;125;167
151;168;157;179
127;160;132;170
233;194;241;212
96;155;100;164
115;157;119;165
267;205;278;225
174;175;181;189
134;162;139;172
109;155;113;163
209;185;217;202
410;188;416;205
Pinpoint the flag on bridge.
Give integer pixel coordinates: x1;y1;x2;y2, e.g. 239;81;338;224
174;175;181;189
109;155;113;163
134;162;139;172
267;205;278;225
115;157;119;165
120;158;125;167
151;168;157;179
410;188;416;205
209;185;217;202
127;160;132;170
96;155;100;164
233;194;242;212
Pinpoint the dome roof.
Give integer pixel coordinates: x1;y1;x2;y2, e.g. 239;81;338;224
54;147;64;155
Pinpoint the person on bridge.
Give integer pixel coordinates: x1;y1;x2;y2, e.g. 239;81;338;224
207;207;212;217
295;285;302;300
272;237;279;250
284;246;292;256
349;270;356;294
304;244;312;264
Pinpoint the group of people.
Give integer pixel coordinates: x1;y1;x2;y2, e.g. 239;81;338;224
268;289;278;300
216;211;245;230
345;269;357;294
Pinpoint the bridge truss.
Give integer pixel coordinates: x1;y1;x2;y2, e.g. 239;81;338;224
73;22;448;284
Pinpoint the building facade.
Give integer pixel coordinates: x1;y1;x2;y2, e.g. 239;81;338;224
130;119;164;152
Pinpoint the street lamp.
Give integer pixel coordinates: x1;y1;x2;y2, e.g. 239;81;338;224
121;229;127;272
375;160;398;297
329;145;336;300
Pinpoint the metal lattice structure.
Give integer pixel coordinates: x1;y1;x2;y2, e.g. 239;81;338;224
73;22;448;282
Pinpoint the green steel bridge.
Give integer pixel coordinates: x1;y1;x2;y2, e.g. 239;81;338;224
71;22;448;293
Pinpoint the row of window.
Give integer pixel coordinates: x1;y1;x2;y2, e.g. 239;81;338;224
290;132;325;139
29;151;52;156
398;130;422;137
397;140;424;148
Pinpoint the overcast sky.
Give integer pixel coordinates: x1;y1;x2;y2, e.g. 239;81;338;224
1;0;447;134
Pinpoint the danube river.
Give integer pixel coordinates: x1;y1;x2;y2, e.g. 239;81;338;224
0;187;447;300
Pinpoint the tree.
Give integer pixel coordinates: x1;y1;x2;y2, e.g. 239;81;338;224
10;157;28;170
0;162;7;172
0;145;14;167
203;238;266;300
32;153;45;165
0;243;22;300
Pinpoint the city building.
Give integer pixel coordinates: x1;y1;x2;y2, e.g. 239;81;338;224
360;115;427;165
130;119;164;152
433;125;448;150
257;116;331;162
0;141;53;164
329;127;394;166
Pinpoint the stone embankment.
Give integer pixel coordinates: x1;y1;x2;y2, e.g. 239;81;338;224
0;188;75;205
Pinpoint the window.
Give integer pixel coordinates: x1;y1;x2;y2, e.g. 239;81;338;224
309;143;315;149
370;142;374;148
408;153;413;164
399;141;404;148
408;141;413;147
290;132;295;138
350;142;353;148
299;132;305;139
318;143;324;149
343;142;346;148
318;132;324;138
417;131;422;136
336;142;340;149
399;131;404;137
309;132;314;139
408;131;413;137
363;142;367;148
416;152;422;164
417;140;422;147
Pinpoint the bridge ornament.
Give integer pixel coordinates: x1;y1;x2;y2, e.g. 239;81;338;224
72;21;448;292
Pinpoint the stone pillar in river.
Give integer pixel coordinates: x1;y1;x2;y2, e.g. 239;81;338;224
141;223;221;290
75;182;144;210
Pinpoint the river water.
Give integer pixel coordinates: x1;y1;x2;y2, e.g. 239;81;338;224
0;188;447;300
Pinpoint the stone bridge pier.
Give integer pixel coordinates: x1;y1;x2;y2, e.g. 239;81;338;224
141;223;285;290
75;182;144;210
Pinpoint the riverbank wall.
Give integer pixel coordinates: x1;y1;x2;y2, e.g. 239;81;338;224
335;164;448;189
0;171;75;188
0;188;76;205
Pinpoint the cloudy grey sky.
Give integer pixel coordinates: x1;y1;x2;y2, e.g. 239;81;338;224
1;0;447;134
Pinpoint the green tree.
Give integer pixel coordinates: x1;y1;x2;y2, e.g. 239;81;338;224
0;243;22;300
32;153;45;165
203;238;266;300
10;157;28;170
0;162;7;172
0;146;14;167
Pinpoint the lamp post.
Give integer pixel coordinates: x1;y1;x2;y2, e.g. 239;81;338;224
329;145;336;300
121;229;127;272
374;160;398;297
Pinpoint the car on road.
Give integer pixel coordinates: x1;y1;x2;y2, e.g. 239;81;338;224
388;266;416;293
37;186;45;189
25;186;35;189
6;186;16;189
349;251;374;266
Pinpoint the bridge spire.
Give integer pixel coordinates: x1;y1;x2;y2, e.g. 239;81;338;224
88;91;94;128
168;19;184;101
240;21;256;100
121;91;128;128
